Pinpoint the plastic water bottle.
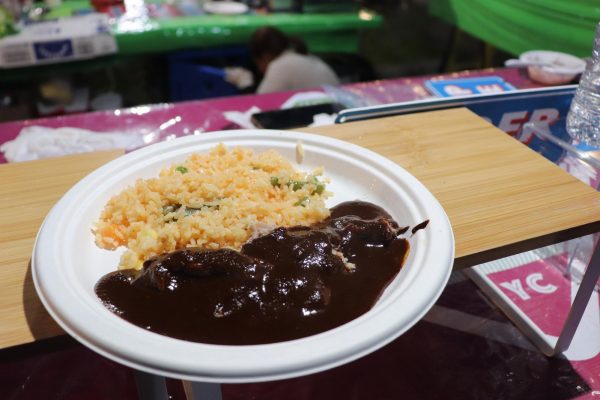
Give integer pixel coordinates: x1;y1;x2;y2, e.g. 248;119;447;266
567;22;600;146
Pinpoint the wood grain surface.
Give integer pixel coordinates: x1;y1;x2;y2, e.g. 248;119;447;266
302;108;600;268
2;108;600;349
0;150;123;349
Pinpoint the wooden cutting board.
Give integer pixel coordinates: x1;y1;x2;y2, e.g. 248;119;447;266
0;150;124;349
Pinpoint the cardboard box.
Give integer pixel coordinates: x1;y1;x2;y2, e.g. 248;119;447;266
0;13;117;68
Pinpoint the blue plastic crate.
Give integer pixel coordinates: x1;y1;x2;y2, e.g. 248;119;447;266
168;47;251;102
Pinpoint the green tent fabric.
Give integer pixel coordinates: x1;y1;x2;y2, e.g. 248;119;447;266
429;0;600;57
114;13;381;55
42;1;381;55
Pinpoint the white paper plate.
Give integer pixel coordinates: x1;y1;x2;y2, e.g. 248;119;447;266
32;130;454;383
203;1;249;15
520;50;586;85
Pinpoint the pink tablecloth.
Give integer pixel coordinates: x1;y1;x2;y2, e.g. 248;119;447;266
0;67;542;164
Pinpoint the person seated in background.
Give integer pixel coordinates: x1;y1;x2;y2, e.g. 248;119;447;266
249;26;340;94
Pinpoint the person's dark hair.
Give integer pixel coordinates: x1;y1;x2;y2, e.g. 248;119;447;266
249;26;308;62
288;36;308;55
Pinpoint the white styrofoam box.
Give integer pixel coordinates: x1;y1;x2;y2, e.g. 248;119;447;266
0;13;117;68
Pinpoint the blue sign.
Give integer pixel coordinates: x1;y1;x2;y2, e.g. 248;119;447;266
425;76;516;97
33;40;74;61
337;86;581;163
466;88;585;162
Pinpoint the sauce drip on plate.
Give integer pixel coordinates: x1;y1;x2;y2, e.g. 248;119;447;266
95;201;421;345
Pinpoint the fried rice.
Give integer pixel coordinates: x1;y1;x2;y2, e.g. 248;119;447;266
93;143;331;269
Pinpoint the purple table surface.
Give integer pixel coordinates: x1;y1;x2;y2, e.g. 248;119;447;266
0;67;542;164
2;271;594;399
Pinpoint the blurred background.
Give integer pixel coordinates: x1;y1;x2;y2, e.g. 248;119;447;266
0;0;526;122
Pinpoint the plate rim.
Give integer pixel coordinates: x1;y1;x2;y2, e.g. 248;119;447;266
32;129;455;382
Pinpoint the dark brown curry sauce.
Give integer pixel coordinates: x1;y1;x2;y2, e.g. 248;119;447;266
95;201;424;345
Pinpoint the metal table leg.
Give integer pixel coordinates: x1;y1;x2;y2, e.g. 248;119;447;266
134;370;169;400
183;381;223;400
464;238;600;357
133;371;223;400
553;239;600;355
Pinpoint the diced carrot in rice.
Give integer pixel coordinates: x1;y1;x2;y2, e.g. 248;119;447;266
94;144;331;269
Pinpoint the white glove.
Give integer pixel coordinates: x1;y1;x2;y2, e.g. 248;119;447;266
224;67;254;90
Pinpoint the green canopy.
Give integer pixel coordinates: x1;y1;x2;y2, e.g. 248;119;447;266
42;1;381;55
114;13;381;54
429;0;600;57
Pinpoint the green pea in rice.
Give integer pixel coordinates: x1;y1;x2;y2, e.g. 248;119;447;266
94;143;331;270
